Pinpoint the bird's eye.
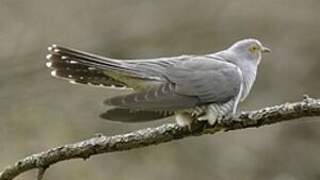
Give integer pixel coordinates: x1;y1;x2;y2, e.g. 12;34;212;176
249;46;258;53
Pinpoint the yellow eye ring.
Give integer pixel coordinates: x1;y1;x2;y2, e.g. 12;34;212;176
249;46;258;53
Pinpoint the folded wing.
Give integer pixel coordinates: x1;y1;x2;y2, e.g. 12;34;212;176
105;56;242;111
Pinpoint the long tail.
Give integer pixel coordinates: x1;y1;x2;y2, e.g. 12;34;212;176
46;44;139;89
46;44;174;122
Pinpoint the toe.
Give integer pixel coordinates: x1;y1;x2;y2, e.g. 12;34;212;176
208;118;217;125
197;115;208;121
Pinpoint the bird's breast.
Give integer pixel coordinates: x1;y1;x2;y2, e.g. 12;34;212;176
240;63;257;101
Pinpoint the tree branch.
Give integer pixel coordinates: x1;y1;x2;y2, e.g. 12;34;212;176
1;96;320;180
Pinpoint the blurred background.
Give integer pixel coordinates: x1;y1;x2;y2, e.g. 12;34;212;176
1;0;320;179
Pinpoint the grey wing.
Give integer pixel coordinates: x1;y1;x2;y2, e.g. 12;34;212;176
166;57;242;103
104;56;243;111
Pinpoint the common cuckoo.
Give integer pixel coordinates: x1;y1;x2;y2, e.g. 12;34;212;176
46;39;270;126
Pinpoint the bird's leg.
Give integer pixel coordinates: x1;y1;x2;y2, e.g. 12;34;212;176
190;106;206;117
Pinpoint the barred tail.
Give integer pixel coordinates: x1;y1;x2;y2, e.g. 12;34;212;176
46;44;128;89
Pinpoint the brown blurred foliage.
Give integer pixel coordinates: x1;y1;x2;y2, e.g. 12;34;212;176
0;0;320;179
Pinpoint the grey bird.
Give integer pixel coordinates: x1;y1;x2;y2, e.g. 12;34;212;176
46;39;270;126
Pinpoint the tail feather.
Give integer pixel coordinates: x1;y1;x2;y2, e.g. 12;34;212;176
45;44;175;122
100;108;174;122
49;44;120;66
48;44;146;77
46;44;162;89
46;47;128;88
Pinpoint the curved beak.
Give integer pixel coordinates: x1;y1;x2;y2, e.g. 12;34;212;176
261;46;271;53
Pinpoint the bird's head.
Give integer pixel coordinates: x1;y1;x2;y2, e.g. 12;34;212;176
228;38;270;65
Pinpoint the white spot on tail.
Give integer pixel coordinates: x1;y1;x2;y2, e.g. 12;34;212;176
88;67;96;70
70;60;78;64
46;54;52;60
80;76;84;80
52;44;57;48
51;70;57;77
53;49;60;53
68;75;73;78
48;47;53;51
61;56;68;60
46;62;52;68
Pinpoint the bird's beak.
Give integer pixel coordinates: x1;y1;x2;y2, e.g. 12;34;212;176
261;46;271;53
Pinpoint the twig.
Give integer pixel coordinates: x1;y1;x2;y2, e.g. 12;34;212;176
37;166;48;180
1;96;320;180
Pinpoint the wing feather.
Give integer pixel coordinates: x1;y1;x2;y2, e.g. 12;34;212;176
105;56;242;111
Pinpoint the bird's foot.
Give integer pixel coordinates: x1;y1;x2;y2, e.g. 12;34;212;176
197;109;225;125
197;104;235;126
175;113;193;130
